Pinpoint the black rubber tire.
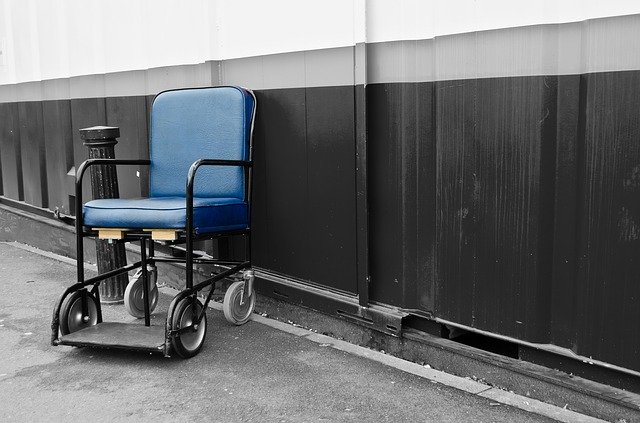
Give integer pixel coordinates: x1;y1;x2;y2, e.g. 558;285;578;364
124;268;159;319
59;290;99;335
223;281;255;325
170;298;207;359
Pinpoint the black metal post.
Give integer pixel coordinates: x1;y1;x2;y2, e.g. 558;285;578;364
79;126;128;303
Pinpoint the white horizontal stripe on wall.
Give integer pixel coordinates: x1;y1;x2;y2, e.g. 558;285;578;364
1;0;640;87
366;0;640;43
0;0;213;85
367;14;640;83
217;0;361;60
0;0;362;85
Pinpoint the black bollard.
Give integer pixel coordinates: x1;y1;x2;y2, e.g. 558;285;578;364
80;126;129;303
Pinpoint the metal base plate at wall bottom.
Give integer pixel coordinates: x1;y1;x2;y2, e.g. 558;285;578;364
254;268;408;337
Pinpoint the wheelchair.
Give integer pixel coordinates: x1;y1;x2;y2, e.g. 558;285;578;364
51;86;257;358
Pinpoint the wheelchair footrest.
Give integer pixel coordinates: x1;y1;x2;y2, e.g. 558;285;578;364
58;322;165;353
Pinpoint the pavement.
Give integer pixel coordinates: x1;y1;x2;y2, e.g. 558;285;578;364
0;241;605;422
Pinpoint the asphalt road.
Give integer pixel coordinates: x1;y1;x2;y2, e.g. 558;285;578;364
0;242;555;422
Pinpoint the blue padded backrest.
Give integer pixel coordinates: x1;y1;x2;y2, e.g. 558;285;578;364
149;86;255;199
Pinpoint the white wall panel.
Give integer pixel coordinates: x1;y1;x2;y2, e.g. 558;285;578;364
0;0;212;84
1;0;640;86
139;0;211;71
217;0;356;59
366;0;640;43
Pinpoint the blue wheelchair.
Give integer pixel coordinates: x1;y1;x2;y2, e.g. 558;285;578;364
51;86;257;358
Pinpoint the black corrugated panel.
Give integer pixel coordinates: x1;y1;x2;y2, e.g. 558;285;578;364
18;101;48;208
367;71;640;372
252;87;357;294
0;102;23;201
369;77;557;342
105;96;149;199
368;82;436;312
575;71;640;371
69;97;108;207
436;76;556;343
549;75;582;351
252;88;310;280
42;100;73;214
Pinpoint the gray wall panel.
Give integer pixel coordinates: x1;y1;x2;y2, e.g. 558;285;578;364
18;101;47;207
305;86;357;293
42;100;73;214
304;47;354;87
0;102;23;200
106;96;148;199
263;52;305;89
69;97;107;208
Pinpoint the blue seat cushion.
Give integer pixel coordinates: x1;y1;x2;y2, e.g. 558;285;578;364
83;197;248;234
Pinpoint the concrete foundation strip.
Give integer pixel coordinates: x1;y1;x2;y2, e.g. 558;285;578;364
7;241;605;423
218;302;606;423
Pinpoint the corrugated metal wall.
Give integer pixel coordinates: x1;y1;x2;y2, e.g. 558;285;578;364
367;72;640;372
1;1;640;375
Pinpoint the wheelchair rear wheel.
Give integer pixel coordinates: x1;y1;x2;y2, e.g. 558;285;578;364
170;297;207;358
59;290;99;335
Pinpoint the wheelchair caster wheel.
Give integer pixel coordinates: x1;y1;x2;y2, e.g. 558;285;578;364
124;266;159;318
171;298;207;358
223;280;255;325
59;290;99;335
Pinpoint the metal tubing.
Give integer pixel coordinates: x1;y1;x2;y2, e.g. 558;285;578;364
76;159;151;183
74;158;150;283
52;259;142;342
140;238;150;327
80;289;88;322
84;261;142;286
245;232;251;263
185;159;253;291
152;256;245;266
191;261;249;294
186;203;194;291
165;261;249;331
75;166;85;284
246;90;257;234
92;284;103;323
196;262;249;323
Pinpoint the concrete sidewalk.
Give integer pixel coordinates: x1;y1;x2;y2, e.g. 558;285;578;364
0;241;598;422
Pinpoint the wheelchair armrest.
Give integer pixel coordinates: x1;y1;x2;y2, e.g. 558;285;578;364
185;158;252;235
76;158;151;186
186;159;252;192
186;159;252;200
75;158;151;231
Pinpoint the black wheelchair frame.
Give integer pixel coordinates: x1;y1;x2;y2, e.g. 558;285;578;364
51;88;257;358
